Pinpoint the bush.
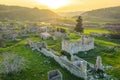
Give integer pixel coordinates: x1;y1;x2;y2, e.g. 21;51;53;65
0;52;27;74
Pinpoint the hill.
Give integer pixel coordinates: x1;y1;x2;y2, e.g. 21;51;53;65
81;6;120;23
58;11;84;17
0;5;59;22
58;6;120;26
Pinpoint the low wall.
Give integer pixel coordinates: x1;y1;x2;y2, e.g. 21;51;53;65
27;40;94;80
40;48;87;80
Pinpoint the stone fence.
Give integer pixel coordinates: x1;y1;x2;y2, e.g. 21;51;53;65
27;40;95;80
40;48;87;80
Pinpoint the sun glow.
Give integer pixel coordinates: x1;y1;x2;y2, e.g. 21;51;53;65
38;0;69;9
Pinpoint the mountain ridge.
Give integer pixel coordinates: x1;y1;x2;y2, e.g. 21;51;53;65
0;5;59;21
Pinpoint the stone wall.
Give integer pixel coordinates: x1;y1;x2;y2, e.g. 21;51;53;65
62;36;94;55
40;48;55;58
40;48;88;80
54;55;88;80
27;40;95;80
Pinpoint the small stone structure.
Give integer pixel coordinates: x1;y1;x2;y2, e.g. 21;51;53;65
41;32;51;40
54;31;68;38
39;26;48;32
48;70;62;80
3;32;18;40
53;27;68;38
26;38;47;51
62;35;94;55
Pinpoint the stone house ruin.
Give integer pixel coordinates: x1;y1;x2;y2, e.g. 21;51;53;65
53;27;68;38
39;27;69;40
48;70;62;80
39;26;48;32
62;35;94;55
3;32;18;40
41;32;51;40
26;38;47;51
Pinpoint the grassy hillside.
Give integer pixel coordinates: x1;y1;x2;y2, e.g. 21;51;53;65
0;5;59;21
56;6;120;26
81;6;120;23
58;11;84;17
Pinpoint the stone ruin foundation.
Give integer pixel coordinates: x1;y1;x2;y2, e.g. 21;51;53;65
48;70;62;80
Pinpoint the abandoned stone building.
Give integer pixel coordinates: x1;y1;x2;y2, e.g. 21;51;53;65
41;32;51;40
62;35;94;55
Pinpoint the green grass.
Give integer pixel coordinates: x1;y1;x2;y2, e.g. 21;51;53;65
0;28;120;80
45;37;61;52
84;29;109;34
0;40;83;80
95;39;119;46
69;33;80;41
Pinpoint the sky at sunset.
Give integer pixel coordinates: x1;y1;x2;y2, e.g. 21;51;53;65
0;0;120;12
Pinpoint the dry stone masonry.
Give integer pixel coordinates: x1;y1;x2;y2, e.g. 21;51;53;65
62;35;94;55
26;34;112;80
26;39;95;80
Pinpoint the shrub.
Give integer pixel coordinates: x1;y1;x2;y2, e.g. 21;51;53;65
0;52;27;74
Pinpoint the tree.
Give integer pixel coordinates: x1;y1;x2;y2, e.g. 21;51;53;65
74;16;84;33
